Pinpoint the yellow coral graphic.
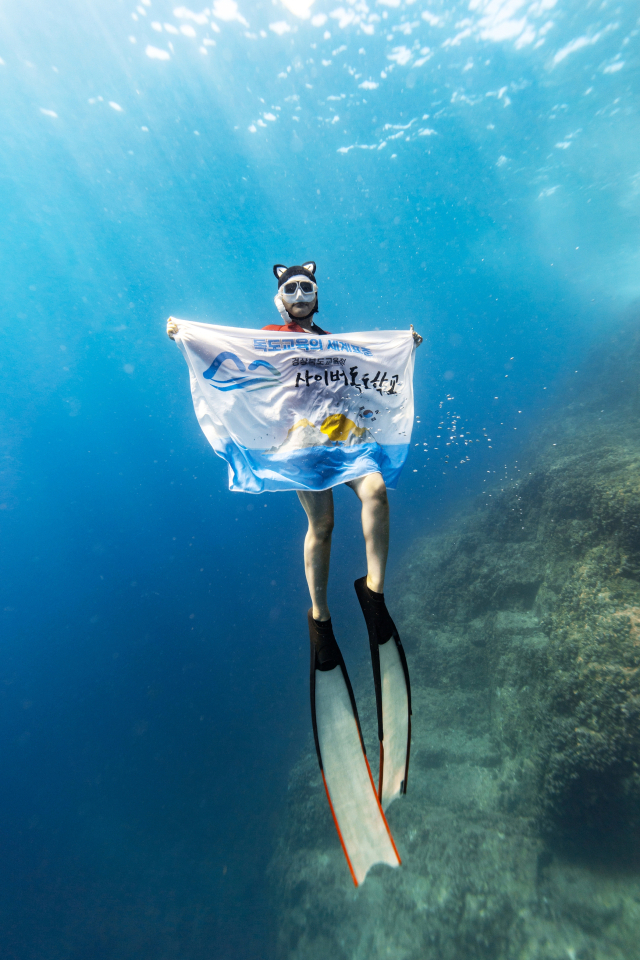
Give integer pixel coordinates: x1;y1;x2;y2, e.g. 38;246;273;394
320;414;367;443
287;419;316;436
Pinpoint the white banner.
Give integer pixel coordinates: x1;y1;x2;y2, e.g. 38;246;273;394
172;319;416;493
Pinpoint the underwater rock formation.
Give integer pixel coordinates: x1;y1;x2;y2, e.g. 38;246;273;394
269;317;640;959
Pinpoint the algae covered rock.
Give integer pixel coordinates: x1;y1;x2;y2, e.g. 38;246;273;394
400;444;640;853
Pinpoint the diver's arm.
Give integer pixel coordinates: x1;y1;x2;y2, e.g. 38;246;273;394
167;318;179;340
410;324;423;347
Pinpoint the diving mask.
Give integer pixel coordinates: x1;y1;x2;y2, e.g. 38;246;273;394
279;277;318;304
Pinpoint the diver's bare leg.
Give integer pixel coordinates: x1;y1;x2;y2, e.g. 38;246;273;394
346;472;389;593
297;489;334;621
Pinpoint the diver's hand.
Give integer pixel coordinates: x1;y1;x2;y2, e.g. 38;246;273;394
167;318;179;340
410;324;423;347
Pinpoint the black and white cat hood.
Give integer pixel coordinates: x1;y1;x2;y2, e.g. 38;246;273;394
273;261;319;320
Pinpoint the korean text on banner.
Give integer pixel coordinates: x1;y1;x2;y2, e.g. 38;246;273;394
173;320;416;494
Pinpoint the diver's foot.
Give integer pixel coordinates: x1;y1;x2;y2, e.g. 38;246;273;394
356;576;395;641
308;610;340;671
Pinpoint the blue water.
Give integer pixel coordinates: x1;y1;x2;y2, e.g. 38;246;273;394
1;0;638;956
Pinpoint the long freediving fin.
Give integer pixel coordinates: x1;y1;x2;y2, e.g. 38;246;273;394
308;611;401;887
354;577;412;812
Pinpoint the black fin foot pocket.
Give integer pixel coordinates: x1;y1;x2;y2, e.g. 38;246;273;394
307;610;341;671
354;575;397;647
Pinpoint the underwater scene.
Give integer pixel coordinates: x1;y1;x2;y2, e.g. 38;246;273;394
1;0;640;957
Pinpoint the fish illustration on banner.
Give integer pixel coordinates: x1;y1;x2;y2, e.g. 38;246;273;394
171;319;416;493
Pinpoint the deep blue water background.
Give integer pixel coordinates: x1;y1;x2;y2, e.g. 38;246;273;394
1;0;638;956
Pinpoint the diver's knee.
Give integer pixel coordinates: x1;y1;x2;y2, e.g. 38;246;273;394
367;475;388;509
310;516;334;542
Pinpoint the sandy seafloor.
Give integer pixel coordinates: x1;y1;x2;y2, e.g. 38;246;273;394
268;314;640;960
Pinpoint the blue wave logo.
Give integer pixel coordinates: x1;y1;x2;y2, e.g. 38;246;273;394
203;351;281;391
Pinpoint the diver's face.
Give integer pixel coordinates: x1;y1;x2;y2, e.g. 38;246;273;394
279;276;317;319
286;298;317;318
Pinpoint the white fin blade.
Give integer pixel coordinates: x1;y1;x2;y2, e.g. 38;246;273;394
379;639;410;811
315;667;400;885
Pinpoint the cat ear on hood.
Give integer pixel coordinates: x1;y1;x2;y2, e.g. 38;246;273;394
273;264;288;280
301;261;316;276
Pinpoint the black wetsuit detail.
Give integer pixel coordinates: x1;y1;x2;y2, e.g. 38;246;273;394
288;319;326;334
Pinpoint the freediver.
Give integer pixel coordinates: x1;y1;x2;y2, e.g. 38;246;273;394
167;263;423;882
